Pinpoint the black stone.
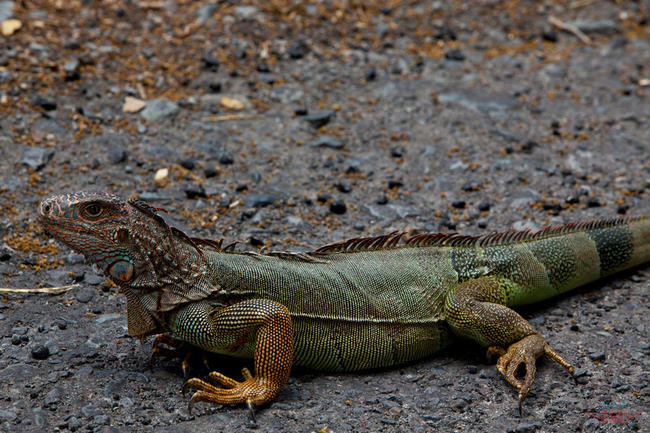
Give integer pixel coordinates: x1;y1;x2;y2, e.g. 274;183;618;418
180;159;195;170
390;148;403;158
303;110;334;129
335;180;351;193
445;49;465;61
330;200;346;214
32;96;57;111
376;195;388;205
541;29;558;42
365;67;376;81
388;180;403;189
185;185;207;199
477;201;491;211
451;200;466;209
461;182;477;192
565;195;579;204
208;82;222;93
589;351;606;361
218;151;234;165
243;194;277;208
287;40;309;59
586;198;601;207
249;236;264;247
204;166;217;178
201;55;219;70
521;141;538;153
31;345;50;360
317;194;331;204
434;25;457;40
294;108;308;116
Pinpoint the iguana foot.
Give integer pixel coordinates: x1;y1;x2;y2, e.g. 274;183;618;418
184;367;280;426
490;334;575;415
150;333;208;378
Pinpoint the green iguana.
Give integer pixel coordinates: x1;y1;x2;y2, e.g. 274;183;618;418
38;191;650;421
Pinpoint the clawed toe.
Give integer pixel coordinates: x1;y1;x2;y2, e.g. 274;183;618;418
493;334;575;415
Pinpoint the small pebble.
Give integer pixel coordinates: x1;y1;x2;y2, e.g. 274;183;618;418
445;49;465;61
287;40;309;59
107;147;126;164
335;180;351;193
180;159;195;170
204;166;218;178
201;54;219;70
185;185;207;199
63;58;80;81
330;200;346;214
31;345;50;360
32;95;57;111
302;110;334;128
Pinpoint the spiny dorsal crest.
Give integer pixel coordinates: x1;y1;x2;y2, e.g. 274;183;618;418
312;216;649;255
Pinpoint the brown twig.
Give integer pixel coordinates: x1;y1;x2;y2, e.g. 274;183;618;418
548;16;592;45
0;284;80;295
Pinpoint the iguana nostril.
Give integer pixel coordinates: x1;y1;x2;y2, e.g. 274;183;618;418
41;202;52;215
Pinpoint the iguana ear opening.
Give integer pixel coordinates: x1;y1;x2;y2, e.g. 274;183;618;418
116;228;129;243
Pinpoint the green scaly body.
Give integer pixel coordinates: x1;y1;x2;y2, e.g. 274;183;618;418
38;192;650;416
161;217;650;371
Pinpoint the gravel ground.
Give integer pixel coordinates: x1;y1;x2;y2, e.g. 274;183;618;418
0;1;649;432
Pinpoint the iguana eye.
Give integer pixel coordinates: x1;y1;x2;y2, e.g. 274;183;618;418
83;203;103;218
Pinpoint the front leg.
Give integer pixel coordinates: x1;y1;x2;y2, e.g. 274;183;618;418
444;275;575;413
181;299;293;420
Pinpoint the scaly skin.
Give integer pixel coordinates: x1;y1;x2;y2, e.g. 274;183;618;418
38;192;650;419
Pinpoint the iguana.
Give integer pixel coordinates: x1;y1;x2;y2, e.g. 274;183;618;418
38;191;650;421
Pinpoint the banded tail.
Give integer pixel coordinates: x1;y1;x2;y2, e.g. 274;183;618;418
494;216;650;306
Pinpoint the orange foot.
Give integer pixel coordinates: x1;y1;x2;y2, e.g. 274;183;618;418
184;367;281;427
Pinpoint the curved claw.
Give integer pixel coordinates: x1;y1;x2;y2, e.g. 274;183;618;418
188;395;196;415
246;399;257;428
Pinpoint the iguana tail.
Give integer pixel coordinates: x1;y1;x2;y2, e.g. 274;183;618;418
493;215;650;306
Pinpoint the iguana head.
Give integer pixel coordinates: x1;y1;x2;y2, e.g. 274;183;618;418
38;191;170;285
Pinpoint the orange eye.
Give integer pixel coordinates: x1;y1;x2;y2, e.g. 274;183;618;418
83;204;103;218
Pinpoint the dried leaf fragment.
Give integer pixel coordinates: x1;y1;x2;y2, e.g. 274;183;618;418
123;96;146;113
220;96;245;111
1;19;22;36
